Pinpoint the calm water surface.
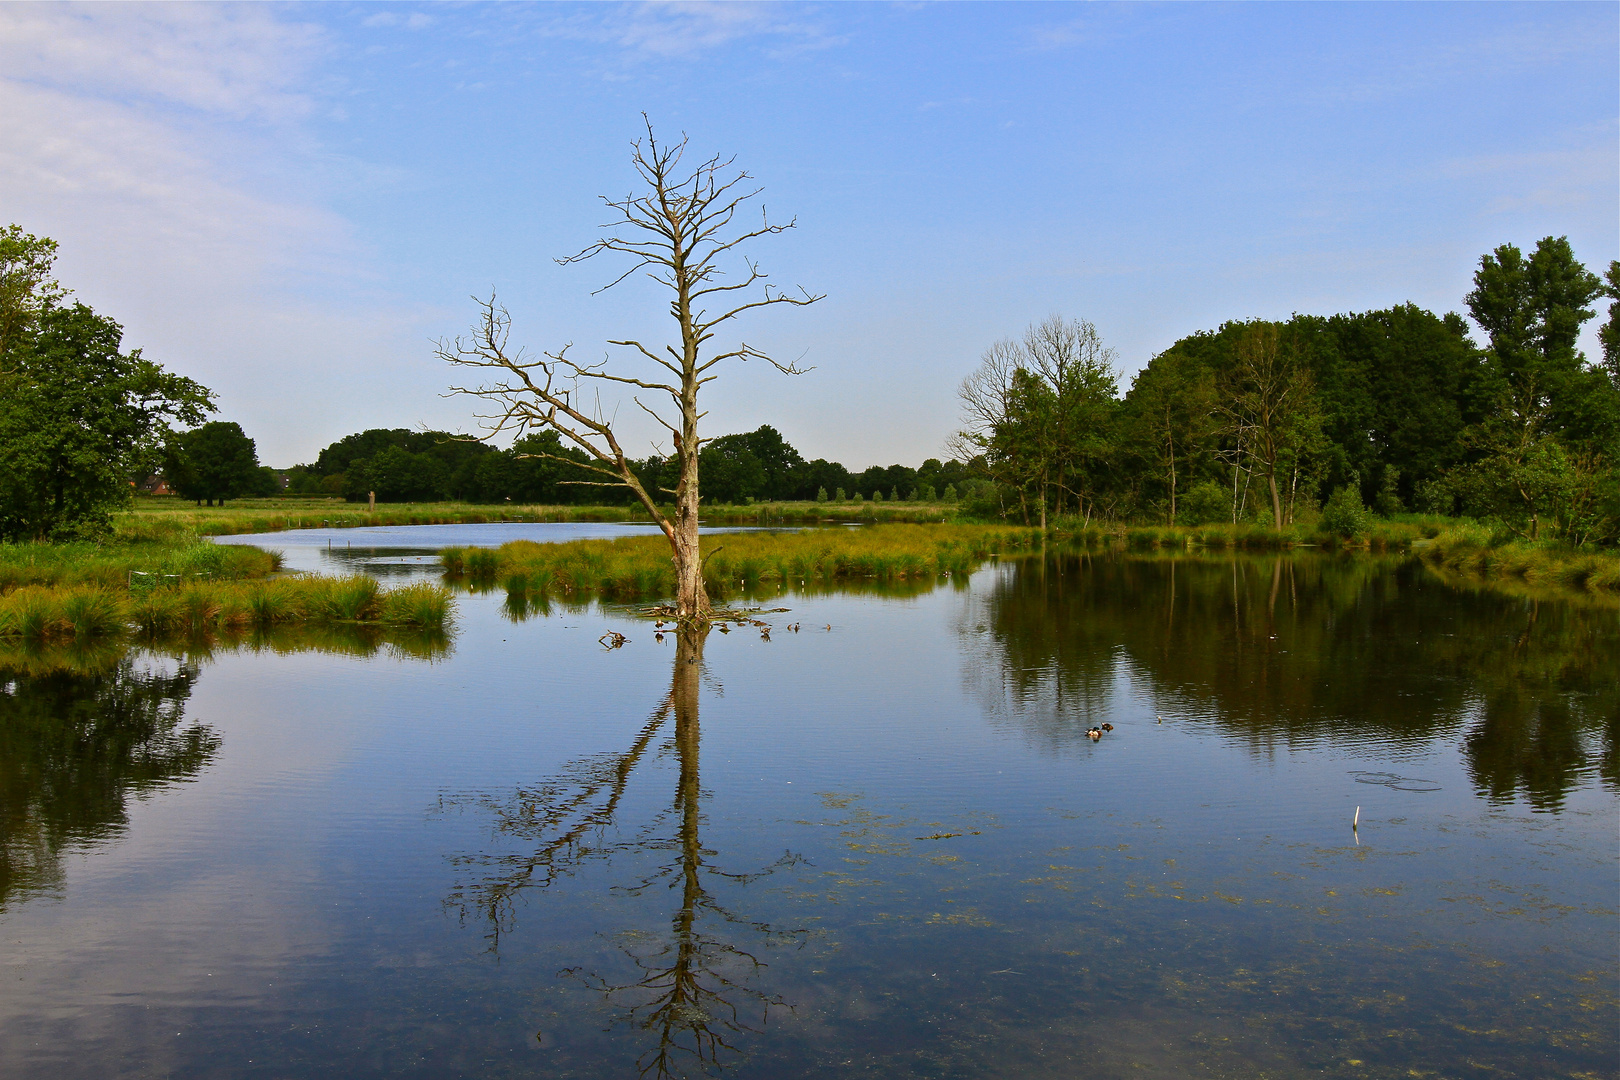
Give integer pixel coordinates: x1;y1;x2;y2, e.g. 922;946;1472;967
215;521;779;576
2;548;1615;1079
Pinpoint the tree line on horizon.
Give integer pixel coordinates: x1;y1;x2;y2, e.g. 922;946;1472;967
956;236;1620;545
4;220;1618;547
280;424;979;507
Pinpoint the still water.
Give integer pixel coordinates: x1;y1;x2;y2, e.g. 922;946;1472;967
2;548;1615;1078
214;521;779;576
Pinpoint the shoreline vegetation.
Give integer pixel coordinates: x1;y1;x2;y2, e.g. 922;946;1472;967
0;531;454;642
442;524;1045;604
2;500;1615;646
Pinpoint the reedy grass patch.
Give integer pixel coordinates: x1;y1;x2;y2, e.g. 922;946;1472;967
0;537;277;592
0;577;455;641
445;524;1042;603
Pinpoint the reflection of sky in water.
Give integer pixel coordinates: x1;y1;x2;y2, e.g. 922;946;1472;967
215;521;769;576
0;555;1614;1078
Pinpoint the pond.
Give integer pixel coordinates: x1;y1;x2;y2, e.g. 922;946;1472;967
214;521;787;576
2;546;1615;1078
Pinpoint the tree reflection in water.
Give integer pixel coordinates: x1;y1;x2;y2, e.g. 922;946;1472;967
444;624;804;1078
0;653;217;909
964;551;1618;810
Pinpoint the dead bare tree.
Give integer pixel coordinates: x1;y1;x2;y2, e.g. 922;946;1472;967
438;119;822;621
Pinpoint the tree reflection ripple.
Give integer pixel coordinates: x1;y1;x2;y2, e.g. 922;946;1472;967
963;551;1618;810
444;624;805;1078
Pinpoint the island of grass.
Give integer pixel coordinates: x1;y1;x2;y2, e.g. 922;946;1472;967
0;537;453;642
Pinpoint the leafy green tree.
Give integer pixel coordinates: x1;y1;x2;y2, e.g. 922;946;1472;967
165;421;262;505
698;438;767;504
0;301;213;540
1465;236;1609;445
1456;238;1619;539
1600;260;1620;387
1123;348;1218;524
1216;322;1325;527
1;226;68;367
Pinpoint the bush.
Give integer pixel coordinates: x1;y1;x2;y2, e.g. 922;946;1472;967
1320;484;1369;538
816;486;828;503
957;479;1002;520
835;487;846;501
1178;480;1229;526
942;484;957;503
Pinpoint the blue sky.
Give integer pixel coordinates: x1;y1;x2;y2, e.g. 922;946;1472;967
2;2;1615;468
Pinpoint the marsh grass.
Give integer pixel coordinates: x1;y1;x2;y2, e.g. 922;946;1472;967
447;524;1042;603
0;538;277;592
112;496;956;544
1416;529;1620;596
0;577;454;641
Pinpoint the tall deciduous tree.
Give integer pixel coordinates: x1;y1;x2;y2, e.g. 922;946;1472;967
1123;349;1217;525
0;226;67;368
1457;238;1617;540
165;421;263;505
951;317;1118;525
1217;322;1323;528
0;301;213;541
1599;260;1620;388
439;122;821;621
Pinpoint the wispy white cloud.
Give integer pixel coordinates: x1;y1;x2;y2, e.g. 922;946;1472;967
0;4;325;121
0;4;437;463
529;1;844;61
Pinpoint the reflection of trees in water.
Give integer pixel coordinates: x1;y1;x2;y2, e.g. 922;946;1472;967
0;655;217;908
444;625;802;1079
0;623;450;912
965;552;1618;809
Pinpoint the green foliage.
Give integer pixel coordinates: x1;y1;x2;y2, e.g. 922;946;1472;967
941;484;956;503
957;479;1002;519
0;229;215;541
0;575;454;640
1319;484;1369;538
0;300;213;542
815;486;828;503
1178;480;1230;526
165;421;262;504
835;487;846;501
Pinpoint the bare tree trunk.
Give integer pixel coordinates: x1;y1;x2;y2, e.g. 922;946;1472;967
1267;468;1283;531
439;120;820;624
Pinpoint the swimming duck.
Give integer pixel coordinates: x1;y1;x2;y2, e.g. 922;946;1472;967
1100;723;1113;732
1086;727;1102;741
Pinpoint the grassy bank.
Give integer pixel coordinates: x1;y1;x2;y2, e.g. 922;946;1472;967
114;495;955;541
1047;516;1446;551
0;538;278;591
0;577;454;642
1414;526;1620;595
444;523;1042;603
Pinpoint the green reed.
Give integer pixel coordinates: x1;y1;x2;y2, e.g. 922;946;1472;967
444;524;1043;603
0;578;455;641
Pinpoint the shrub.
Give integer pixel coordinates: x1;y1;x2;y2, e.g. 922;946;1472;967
834;487;846;501
1320;484;1369;538
1177;480;1229;526
942;484;957;503
816;486;828;503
